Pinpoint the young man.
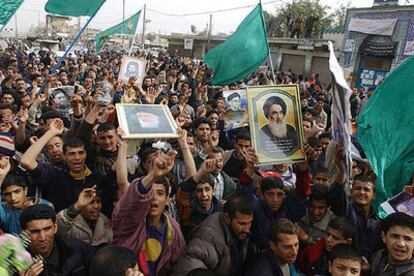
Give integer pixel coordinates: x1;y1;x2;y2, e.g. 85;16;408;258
177;159;223;238
0;174;49;234
20;120;117;216
330;174;382;259
329;244;363;276
56;186;113;248
244;218;300;276
222;128;251;181
371;212;414;275
76;103;118;176
298;185;336;245
297;217;354;276
112;150;186;276
173;195;255;276
19;204;95;275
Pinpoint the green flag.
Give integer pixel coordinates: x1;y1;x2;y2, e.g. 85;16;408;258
0;0;25;28
45;0;105;17
204;3;269;85
358;56;414;218
95;10;141;52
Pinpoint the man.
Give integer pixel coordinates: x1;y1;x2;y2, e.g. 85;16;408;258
298;185;336;245
311;95;327;129
274;163;297;191
19;205;95;275
223;91;248;129
173;195;255;276
20;121;117;217
0;174;49;234
112;150;186;276
244;218;300;276
177;163;223;238
307;137;324;175
90;246;144;276
238;148;311;251
77;103;118;176
371;212;414;275
258;96;299;156
330;168;382;259
56;186;113;248
222;128;251;181
206;147;236;202
329;244;363;276
192;117;214;160
297;216;354;276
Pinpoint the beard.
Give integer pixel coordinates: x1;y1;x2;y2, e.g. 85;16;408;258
268;120;287;138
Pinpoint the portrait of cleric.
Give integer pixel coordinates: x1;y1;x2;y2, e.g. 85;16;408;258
123;105;175;135
125;61;140;79
257;95;299;156
223;90;248;130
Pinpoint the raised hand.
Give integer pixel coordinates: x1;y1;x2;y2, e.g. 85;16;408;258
150;150;177;180
145;86;156;104
0;156;11;178
48;119;64;136
74;186;97;210
19;260;44;276
18;108;29;124
177;127;187;146
175;116;186;128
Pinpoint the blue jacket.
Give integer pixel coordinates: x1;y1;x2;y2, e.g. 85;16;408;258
0;198;50;235
244;249;299;276
329;181;383;259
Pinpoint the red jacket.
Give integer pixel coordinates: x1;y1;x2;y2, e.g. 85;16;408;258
296;239;325;276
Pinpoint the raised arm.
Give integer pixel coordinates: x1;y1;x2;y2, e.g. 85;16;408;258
20;120;64;171
115;129;130;198
177;128;197;180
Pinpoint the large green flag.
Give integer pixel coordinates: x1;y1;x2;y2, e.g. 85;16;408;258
95;10;141;52
204;3;269;85
358;56;414;217
0;0;25;28
45;0;105;17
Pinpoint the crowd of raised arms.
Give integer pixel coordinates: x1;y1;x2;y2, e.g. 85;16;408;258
0;45;413;276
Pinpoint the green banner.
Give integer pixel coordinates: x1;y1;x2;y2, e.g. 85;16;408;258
204;3;269;85
0;0;25;28
95;10;141;52
45;0;105;17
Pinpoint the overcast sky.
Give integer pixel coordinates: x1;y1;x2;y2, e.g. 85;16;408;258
6;0;406;35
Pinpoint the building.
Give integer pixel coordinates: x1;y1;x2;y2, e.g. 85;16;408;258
341;1;414;89
164;33;343;84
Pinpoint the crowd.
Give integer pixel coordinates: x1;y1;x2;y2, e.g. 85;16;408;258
0;44;413;276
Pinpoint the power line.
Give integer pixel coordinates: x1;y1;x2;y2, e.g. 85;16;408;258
147;0;283;17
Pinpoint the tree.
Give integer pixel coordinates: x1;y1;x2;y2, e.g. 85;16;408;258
266;0;332;38
330;1;350;30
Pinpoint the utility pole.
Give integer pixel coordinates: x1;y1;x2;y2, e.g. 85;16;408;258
14;13;18;38
141;4;146;50
207;14;212;51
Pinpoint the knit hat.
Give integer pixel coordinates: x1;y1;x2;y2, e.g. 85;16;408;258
0;132;15;157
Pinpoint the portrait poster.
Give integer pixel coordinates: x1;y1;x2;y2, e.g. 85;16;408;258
246;85;305;166
118;56;147;86
380;191;414;217
49;86;75;116
223;89;248;130
116;104;178;139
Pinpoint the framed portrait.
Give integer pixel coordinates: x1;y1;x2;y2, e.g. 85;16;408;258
116;104;178;139
223;89;248;130
49;86;75;116
380;191;414;217
118;56;147;86
246;85;305;166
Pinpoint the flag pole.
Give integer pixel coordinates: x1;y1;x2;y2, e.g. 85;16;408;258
51;14;96;74
268;51;276;84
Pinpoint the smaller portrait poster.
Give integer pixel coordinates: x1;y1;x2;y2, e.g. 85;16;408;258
246;85;305;166
116;104;178;139
118;56;147;86
223;89;248;130
344;39;355;53
49;86;75;116
380;191;414;217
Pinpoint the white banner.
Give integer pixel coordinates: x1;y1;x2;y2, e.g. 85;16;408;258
184;38;193;50
348;18;397;36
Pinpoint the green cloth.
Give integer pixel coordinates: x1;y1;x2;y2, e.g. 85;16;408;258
357;56;414;218
0;0;25;27
95;10;141;52
204;3;269;85
45;0;105;17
